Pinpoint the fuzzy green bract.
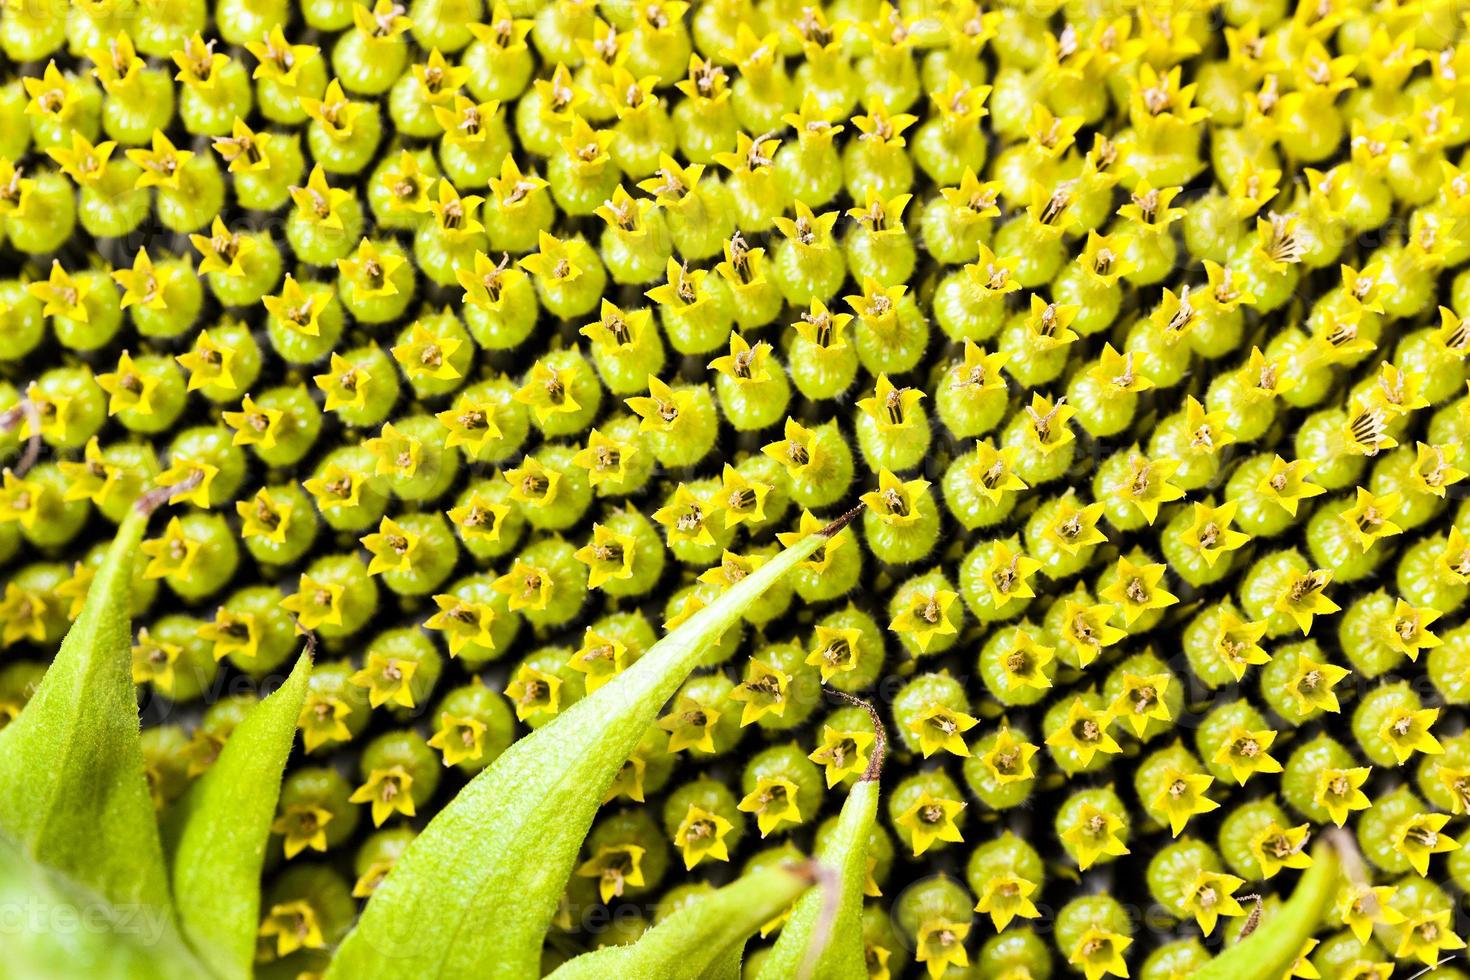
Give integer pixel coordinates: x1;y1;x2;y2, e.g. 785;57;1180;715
1195;842;1341;980
759;781;876;980
166;651;313;980
0;504;172;913
546;863;816;980
0;829;203;980
326;525;839;980
0;497;313;980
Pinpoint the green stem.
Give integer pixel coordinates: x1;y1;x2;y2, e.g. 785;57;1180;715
1195;840;1341;980
759;691;885;980
548;864;817;980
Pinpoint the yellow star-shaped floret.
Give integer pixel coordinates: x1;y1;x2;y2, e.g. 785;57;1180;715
896;791;965;856
673;805;735;869
349;766;416;826
427;713;488;767
350;653;418;709
1061;803;1130;869
573;523;637;589
808;726;875;788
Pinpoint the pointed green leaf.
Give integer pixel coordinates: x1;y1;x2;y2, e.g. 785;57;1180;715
0;505;172;914
1195;842;1340;980
0;827;206;980
699;943;744;980
548;864;816;980
166;651;313;980
760;693;884;980
326;521;849;980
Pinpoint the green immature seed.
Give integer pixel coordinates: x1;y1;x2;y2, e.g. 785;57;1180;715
325;513;854;980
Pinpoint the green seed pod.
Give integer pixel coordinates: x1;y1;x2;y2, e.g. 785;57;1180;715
367;413;462;503
239;483;319;568
427;680;516;775
1057;894;1135;980
1146;837;1224;922
1133;741;1216;837
658;671;742;757
354;627;443;718
1056;785;1131;871
1280;735;1361;827
498;536;587;630
1427;622;1470;704
1309;928;1388;980
444;376;531;465
274;766;361;860
740;742;823;838
764;418;854;510
1257;639;1346;725
887;568;964;658
786;300;860;401
306;446;390;533
662;776;745;871
729;639;820;734
506;646;585;731
352;826;417;900
574;416;654;500
858;470;940;564
258;864;357;963
445;478;524;563
423;572;519;668
888;769;966;857
139;724;192;809
0;661;44;729
1217;798;1305;881
1195;699;1280;787
507;444;593;533
1044;692;1120;776
782;512;862;602
807;605;886;694
960;537;1040;623
297;659;372;754
894;872;973;977
980;927;1053;980
143;511;240;602
354;730;441;828
892;672;974;758
963;721;1040;810
1352;680;1440;767
282;553;379;640
1103;651;1182;744
968;831;1044;932
578;808;670;905
134;613;218;703
1141;939;1210;980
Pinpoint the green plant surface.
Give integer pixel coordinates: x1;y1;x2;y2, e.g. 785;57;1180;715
758;693;883;980
165;650;313;980
326;519;847;980
0;503;172;913
0;828;204;980
546;863;816;980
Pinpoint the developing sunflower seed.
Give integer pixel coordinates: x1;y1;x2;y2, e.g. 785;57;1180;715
3;1;1470;978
